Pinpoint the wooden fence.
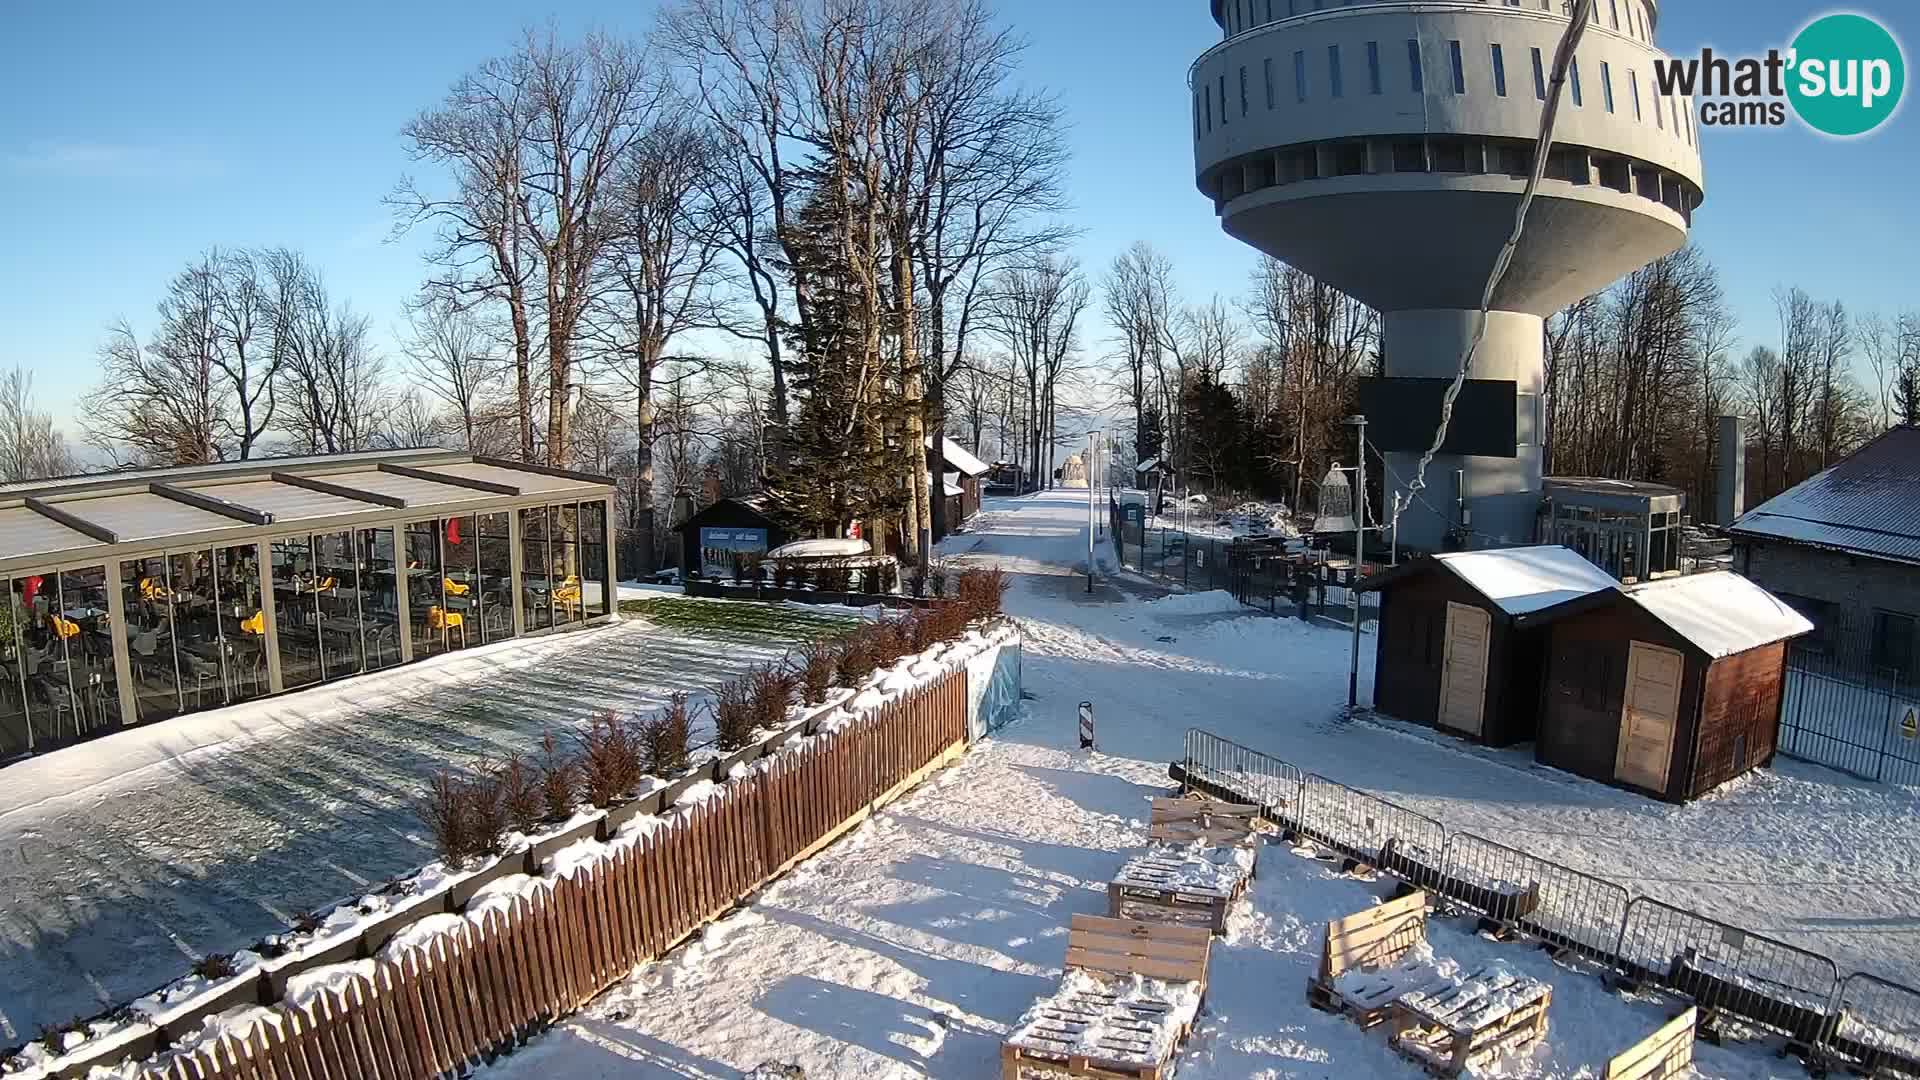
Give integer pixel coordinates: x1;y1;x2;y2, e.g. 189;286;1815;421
132;670;969;1080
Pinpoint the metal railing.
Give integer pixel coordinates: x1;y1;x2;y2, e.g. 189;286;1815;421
1441;832;1630;964
1175;726;1920;1075
1778;645;1920;785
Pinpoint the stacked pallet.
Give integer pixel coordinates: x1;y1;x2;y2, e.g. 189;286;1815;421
1108;797;1260;933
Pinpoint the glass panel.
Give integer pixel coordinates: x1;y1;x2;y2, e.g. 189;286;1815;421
15;572;68;747
521;507;554;632
441;516;478;651
121;556;182;723
53;566;117;742
581;501;609;619
359;526;402;670
1;578;34;758
477;512;514;641
553;504;581;625
405;520;447;658
271;537;323;691
216;544;268;704
170;550;226;712
313;530;363;679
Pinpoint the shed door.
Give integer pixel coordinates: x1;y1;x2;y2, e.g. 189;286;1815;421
1615;641;1685;792
1438;602;1492;736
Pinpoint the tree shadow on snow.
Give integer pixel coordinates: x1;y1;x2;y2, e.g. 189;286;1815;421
756;973;1003;1075
1009;763;1167;820
494;1019;740;1079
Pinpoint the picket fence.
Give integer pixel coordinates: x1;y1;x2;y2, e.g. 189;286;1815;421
125;671;969;1080
1179;728;1920;1078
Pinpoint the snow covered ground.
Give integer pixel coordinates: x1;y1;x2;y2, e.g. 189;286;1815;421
0;615;792;1044
476;489;1917;1079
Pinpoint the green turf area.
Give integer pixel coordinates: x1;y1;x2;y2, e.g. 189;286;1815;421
618;595;861;642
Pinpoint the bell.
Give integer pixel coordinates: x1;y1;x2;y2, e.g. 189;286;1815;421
1313;464;1358;535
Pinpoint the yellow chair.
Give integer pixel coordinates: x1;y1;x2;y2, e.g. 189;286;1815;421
240;610;265;636
139;577;168;602
443;577;470;597
552;575;582;618
315;576;336;592
428;605;467;646
51;615;81;639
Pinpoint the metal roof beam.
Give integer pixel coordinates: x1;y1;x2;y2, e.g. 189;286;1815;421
150;482;274;526
23;498;118;544
378;462;521;496
270;471;409;509
471;456;615;486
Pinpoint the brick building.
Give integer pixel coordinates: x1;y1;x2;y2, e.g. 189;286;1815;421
1728;425;1920;680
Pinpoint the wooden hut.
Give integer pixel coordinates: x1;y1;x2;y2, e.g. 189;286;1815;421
675;496;788;579
1358;546;1620;746
1515;571;1813;802
927;436;989;537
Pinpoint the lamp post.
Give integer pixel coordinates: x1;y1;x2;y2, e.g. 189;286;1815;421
1086;430;1097;594
1346;414;1367;712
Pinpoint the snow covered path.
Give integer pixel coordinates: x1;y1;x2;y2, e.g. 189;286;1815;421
479;489;1917;1080
0;617;784;1044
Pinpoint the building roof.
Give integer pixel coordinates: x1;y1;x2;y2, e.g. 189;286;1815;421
927;436;990;477
1729;426;1920;565
1135;456;1163;473
0;452;614;572
1432;545;1622;616
675;495;781;534
1623;572;1814;659
1544;476;1687;498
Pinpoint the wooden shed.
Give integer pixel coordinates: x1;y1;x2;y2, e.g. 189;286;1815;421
1358;546;1620;747
1515;572;1814;802
674;496;789;579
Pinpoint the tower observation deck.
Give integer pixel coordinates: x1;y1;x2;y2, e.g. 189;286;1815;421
1192;0;1704;550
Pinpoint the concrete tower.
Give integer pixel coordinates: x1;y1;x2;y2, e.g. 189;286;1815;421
1191;0;1704;550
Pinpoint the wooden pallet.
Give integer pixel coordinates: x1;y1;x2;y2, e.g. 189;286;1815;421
1002;916;1212;1080
1149;797;1260;853
1108;852;1247;934
1306;889;1432;1027
1389;969;1552;1078
1604;1007;1698;1080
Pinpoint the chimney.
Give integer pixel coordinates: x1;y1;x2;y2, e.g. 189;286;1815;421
1716;415;1746;525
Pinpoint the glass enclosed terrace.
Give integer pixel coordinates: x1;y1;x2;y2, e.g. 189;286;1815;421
0;450;616;763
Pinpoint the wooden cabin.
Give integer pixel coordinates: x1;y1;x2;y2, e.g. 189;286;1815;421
1515;571;1813;802
1359;546;1620;746
674;496;788;579
928;436;989;538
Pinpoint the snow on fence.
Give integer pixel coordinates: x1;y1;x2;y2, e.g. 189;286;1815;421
1296;773;1448;889
1440;832;1630;965
1181;728;1303;821
50;659;980;1080
1827;972;1920;1076
1175;727;1920;1074
1615;897;1840;1047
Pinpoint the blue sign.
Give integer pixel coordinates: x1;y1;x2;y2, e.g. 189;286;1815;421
699;527;769;579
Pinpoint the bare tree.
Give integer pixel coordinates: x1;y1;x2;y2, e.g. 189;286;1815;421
383;388;446;449
587;117;728;574
985;256;1087;489
84;260;223;465
0;368;73;482
274;262;389;454
1105;243;1178;466
404;296;504;451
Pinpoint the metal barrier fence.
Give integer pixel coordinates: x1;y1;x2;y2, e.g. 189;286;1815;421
1298;774;1448;890
1614;898;1840;1046
1181;728;1303;823
1778;646;1920;785
1827;972;1920;1076
1178;726;1920;1075
1440;832;1631;965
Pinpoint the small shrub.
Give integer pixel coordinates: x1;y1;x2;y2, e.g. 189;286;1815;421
905;608;940;652
867;618;910;670
539;732;578;821
741;551;766;584
749;662;798;731
956;567;1009;620
712;677;759;751
580;711;645;806
466;771;506;858
291;910;326;934
497;754;544;835
834;628;878;687
37;1018;88;1057
419;769;471;864
928;559;951;598
641;693;693;776
906;564;928;597
797;638;837;705
772;558;798;588
253;937;291;960
191;953;238;981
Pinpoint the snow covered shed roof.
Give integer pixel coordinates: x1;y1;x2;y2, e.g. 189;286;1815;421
1729;425;1920;565
1621;572;1814;659
926;436;990;477
1135;456;1162;474
1361;545;1620;619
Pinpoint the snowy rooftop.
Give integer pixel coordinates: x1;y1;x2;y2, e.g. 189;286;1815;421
926;435;989;477
1730;425;1920;565
1432;545;1620;616
1624;572;1814;659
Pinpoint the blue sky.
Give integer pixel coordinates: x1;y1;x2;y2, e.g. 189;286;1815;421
2;1;1914;435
